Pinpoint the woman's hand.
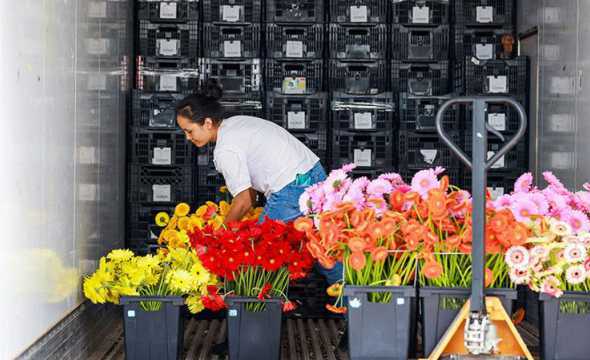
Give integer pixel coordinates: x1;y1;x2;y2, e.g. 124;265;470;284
224;188;256;224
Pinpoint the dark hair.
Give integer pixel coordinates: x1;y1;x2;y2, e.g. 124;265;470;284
175;79;225;125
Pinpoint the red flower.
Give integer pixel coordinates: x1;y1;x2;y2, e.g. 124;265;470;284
257;283;272;300
282;300;298;313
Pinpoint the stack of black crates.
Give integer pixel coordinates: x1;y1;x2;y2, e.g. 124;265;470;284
129;0;200;254
453;0;528;197
198;0;265;204
392;0;460;184
328;0;394;178
265;0;328;164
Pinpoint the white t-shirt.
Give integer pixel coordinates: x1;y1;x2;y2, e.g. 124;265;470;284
213;116;319;198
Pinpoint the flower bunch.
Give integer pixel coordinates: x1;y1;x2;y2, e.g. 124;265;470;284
188;219;314;312
83;248;217;313
505;218;590;298
492;172;590;234
155;201;263;249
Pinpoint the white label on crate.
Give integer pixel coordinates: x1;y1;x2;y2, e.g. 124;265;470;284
88;1;107;18
158;39;179;56
160;2;177;19
286;41;304;58
396;298;405;306
222;5;241;22
79;184;97;201
420;149;438;165
87;39;108;55
283;77;306;94
476;6;494;23
488;113;507;131
79;146;97;164
127;310;136;318
223;40;242;57
228;309;238;317
153;184;171;202
88;73;107;91
159;75;177;91
412;6;430;24
349;298;362;309
354;112;373;129
543;7;560;24
350;5;368;22
287;111;306;129
488;151;505;169
549;114;574;132
354;149;372;167
487;76;508;93
542;45;560;61
550;76;573;95
152;147;172;165
550;152;574;170
488;187;505;200
475;44;494;60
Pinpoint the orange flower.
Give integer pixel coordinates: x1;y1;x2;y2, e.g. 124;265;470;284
446;235;461;249
459;242;472;254
512;308;525;325
389;191;406;211
327;283;343;297
326;304;347;314
405;191;421;203
511;223;529;246
422;261;443;279
485;268;494;287
318;254;336;269
428;189;448;221
367;223;387;242
306;241;323;258
349;251;367;271
348;236;366;252
489;211;510;233
439;175;449;192
370;246;388;262
294;217;314;232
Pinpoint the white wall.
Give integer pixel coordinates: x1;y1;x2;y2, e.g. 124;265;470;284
0;0;130;357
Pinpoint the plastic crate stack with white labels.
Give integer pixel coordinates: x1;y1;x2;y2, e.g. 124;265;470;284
453;0;528;197
328;0;395;178
129;0;200;254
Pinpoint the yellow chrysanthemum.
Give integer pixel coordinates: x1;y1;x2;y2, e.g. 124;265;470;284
178;216;190;231
167;269;196;293
155;212;170;227
186;295;205;314
174;203;191;217
83;275;107;304
107;249;135;262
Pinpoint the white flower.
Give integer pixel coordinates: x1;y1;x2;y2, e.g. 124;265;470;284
549;219;572;237
564;243;586;263
565;265;587;285
505;246;530;271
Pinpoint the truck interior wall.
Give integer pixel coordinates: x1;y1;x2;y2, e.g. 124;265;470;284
0;0;132;357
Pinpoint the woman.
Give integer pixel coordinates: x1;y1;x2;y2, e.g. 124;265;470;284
175;80;343;284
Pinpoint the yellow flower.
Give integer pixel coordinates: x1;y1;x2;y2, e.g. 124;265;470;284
167;269;196;293
186;295;205;314
155;212;170;227
327;283;343;297
385;274;402;287
174;203;191;217
189;216;205;230
209;216;224;229
195;205;208;217
219;186;228;194
191;263;211;284
162;229;180;244
219;201;231;216
166;216;178;230
178;216;190;231
107;249;134;262
83;275;107;304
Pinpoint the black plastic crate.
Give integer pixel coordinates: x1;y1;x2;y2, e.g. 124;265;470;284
267;24;324;59
392;61;449;96
86;0;128;20
136;57;199;93
266;60;324;95
200;58;262;96
294;131;328;162
455;0;515;29
202;0;262;23
398;94;461;132
203;24;261;58
329;60;388;95
462;172;520;199
464;95;526;134
464;135;527;172
196;165;225;203
266;92;328;132
329;0;389;23
129;130;195;166
132;91;186;130
454;28;515;61
127;204;176;248
398;131;462;169
457;56;528;96
392;25;449;61
332;131;394;169
128;165;195;203
331;92;395;132
399;167;463;186
329;24;388;60
392;0;450;26
221;96;264;118
266;0;324;23
137;0;199;23
138;21;199;59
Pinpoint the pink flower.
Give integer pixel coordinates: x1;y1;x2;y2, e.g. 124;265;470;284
493;194;513;208
509;268;530;285
299;191;312;215
366;178;393;196
564;243;586;263
325;169;350;192
411;169;440;198
530;193;550;216
542;188;570;213
541;276;563;297
341;163;357;173
565;265;586;285
509;197;539;222
514;172;534;193
561;209;590;234
434;166;446;176
343;185;367;210
574;191;590;213
577;232;590;246
531;245;550;261
543;171;569;195
505;246;530;271
584;258;590;273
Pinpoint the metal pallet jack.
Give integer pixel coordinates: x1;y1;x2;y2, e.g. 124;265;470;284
425;97;534;360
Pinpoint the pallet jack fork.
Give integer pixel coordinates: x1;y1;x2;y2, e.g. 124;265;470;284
425;97;533;360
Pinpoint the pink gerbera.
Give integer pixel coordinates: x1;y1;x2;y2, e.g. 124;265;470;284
541;276;563;297
574;191;590;213
378;172;404;186
367;178;393;196
584;258;590;273
505;246;530;271
493;194;513;208
561;209;590;234
341;163;357;173
530;192;550;216
510;197;539;222
411;169;440;198
565;265;586;285
543;171;569;195
509;268;530;285
514;172;534;193
299;191;312;215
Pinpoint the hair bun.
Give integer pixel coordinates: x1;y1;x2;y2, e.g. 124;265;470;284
202;79;223;101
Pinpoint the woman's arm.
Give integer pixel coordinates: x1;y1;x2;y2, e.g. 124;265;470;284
224;188;257;224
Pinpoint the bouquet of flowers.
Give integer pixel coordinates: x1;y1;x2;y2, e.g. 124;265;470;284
188;219;314;312
154;201;263;249
83;247;217;313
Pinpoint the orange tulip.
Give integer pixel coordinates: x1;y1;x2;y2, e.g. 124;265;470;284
349;251;367;271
